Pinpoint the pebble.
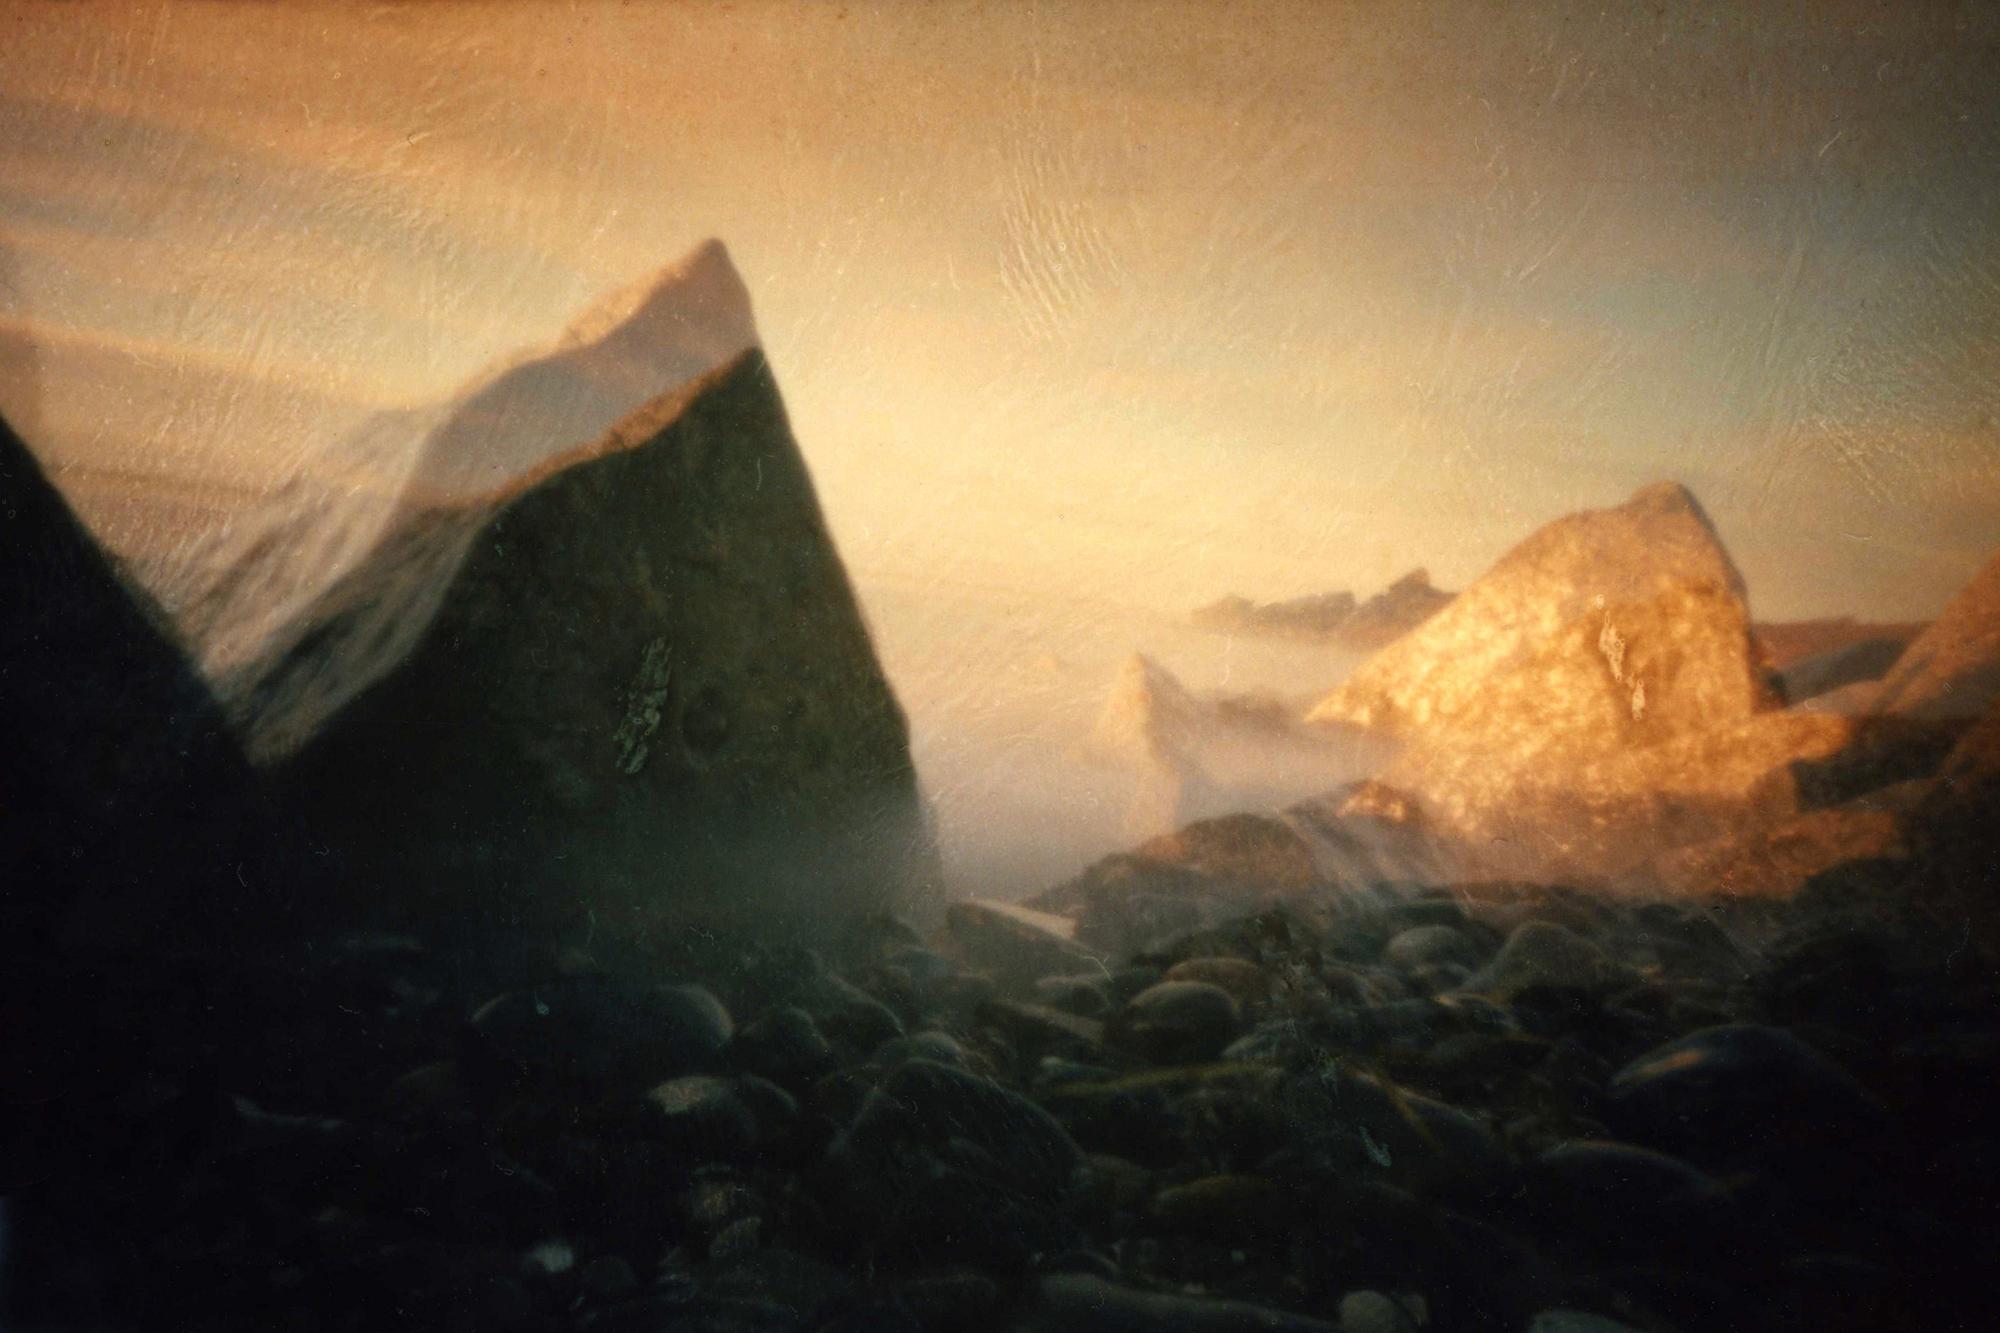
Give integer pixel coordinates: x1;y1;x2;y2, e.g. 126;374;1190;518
1163;957;1277;1007
466;976;731;1092
1338;1289;1425;1333
1112;981;1242;1063
1608;1023;1887;1165
1461;922;1629;1001
1384;925;1482;972
730;1005;837;1088
1008;1273;1336;1332
644;1075;761;1159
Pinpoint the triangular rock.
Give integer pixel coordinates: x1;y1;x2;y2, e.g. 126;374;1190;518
195;243;937;943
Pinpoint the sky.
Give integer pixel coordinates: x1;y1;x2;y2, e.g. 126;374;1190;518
3;0;1999;625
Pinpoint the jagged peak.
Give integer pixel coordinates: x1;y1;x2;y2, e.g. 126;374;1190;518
551;238;757;356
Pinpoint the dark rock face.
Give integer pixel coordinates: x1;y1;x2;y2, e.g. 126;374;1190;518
1904;704;2000;958
1;411;256;951
250;348;936;943
1607;1024;1887;1168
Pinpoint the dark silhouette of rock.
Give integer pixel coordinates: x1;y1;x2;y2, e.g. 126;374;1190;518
1188;569;1451;651
201;243;937;944
1191;589;1356;639
1335;568;1456;651
1;411;257;951
1905;702;2000;960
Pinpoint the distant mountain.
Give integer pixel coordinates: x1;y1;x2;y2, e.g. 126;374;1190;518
193;241;937;943
1337;569;1455;651
1189;569;1451;650
1190;590;1355;639
2;411;259;951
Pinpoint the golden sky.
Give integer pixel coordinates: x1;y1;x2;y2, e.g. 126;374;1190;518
3;0;1998;620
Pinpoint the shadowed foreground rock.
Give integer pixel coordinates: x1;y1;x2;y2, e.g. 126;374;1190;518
1;410;259;952
7;873;1994;1331
203;245;938;946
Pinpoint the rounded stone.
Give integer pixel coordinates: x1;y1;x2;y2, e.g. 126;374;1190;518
1384;925;1481;972
1607;1023;1887;1166
1462;921;1628;1001
466;977;732;1092
1163;957;1276;1007
1338;1290;1424;1333
1112;981;1242;1064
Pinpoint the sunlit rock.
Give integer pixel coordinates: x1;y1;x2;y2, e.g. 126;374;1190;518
1309;483;1773;742
1753;616;1928;672
1298;483;1813;886
188;242;938;942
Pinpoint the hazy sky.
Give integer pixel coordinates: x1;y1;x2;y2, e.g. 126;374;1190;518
3;0;1998;621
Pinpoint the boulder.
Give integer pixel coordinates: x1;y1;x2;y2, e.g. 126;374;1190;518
1334;567;1455;651
1303;483;1785;886
1028;813;1324;953
1308;482;1775;745
203;243;938;943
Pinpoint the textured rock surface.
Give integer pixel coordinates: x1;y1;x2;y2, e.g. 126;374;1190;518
1867;546;2000;720
1;411;258;949
1308;483;1775;744
212;246;937;942
1301;484;1812;887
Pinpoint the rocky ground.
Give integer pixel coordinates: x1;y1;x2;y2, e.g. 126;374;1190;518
5;879;1997;1333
